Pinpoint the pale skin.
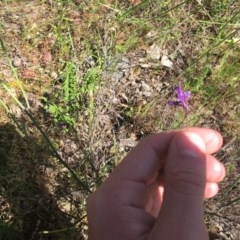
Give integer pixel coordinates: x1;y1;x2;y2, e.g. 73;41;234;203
87;128;226;240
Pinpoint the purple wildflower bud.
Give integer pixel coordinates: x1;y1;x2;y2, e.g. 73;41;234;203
169;85;191;111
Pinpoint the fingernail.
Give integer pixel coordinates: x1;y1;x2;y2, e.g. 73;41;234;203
176;132;206;157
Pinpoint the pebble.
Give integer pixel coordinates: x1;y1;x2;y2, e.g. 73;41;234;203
50;71;58;79
12;56;22;67
161;55;173;68
141;82;151;92
147;43;161;60
117;57;130;74
146;30;158;39
9;104;22;119
142;90;152;97
112;71;124;81
111;57;130;81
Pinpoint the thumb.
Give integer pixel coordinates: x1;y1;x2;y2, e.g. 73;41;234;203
149;132;209;240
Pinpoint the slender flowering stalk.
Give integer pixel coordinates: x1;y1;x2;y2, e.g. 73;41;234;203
168;85;191;111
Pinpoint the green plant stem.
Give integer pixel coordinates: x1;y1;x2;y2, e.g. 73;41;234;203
0;82;91;193
24;110;91;193
0;39;30;108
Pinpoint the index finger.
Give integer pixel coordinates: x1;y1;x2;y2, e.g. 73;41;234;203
111;128;222;185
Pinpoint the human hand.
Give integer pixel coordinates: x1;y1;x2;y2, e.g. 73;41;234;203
87;128;225;240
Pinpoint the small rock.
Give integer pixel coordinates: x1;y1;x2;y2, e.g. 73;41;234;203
146;30;158;39
50;71;58;79
71;191;82;200
117;57;130;71
120;138;138;148
141;82;151;92
112;71;124;81
63;142;78;155
111;57;130;81
139;63;151;68
142;91;152;97
12;56;22;67
147;43;161;60
112;97;120;104
9;104;22;119
161;55;173;68
141;82;152;97
138;58;146;63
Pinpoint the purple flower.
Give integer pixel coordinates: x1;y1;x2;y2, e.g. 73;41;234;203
168;85;191;111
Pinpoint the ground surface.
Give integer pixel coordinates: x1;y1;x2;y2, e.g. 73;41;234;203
0;0;240;239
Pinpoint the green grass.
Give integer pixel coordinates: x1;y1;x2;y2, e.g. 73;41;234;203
1;0;240;238
44;62;80;128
